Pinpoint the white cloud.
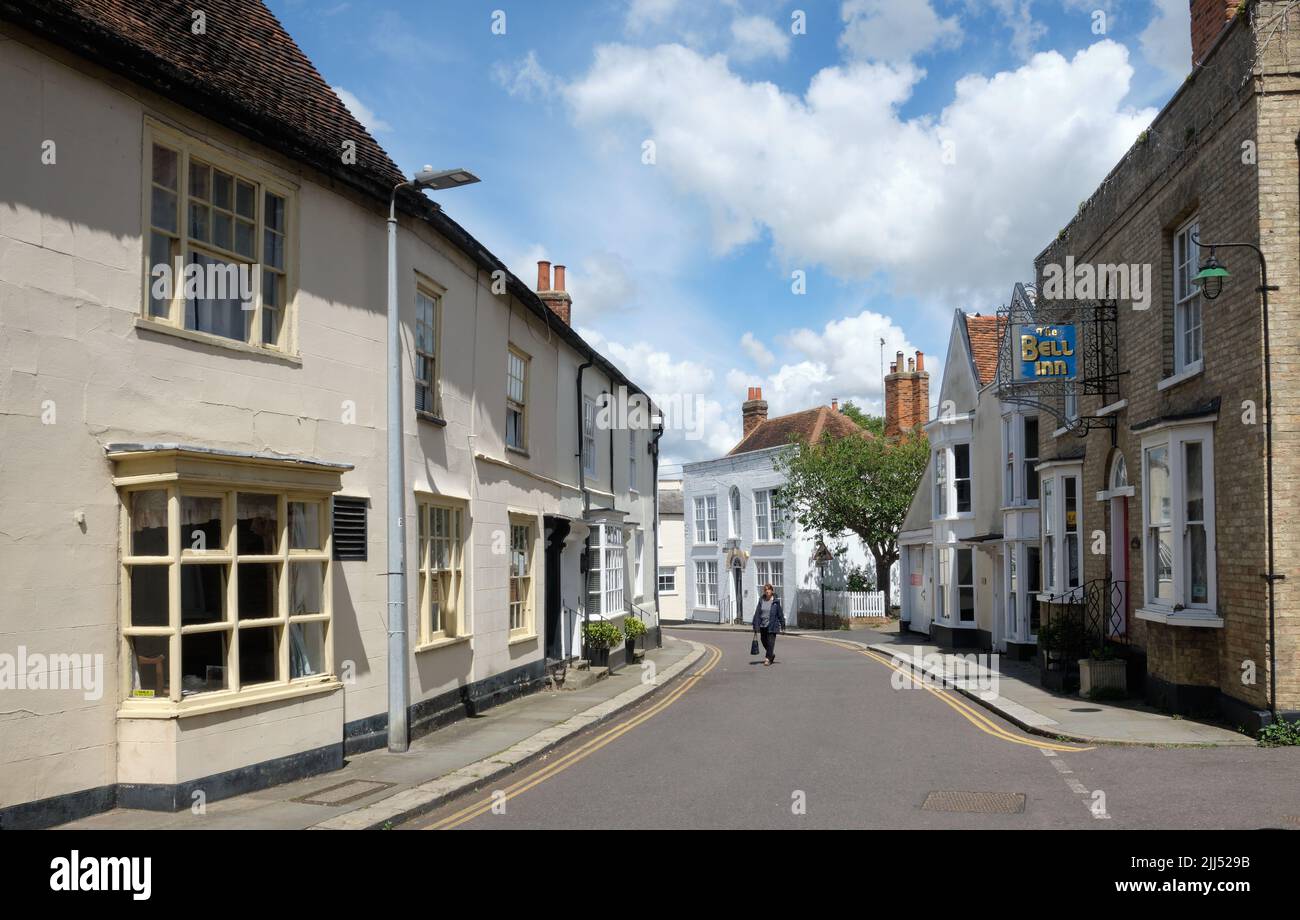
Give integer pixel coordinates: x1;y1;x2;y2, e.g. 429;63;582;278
567;40;1155;311
569;252;637;317
493;51;562;101
1140;0;1192;81
332;86;391;134
626;0;683;32
739;331;775;369
961;0;1047;59
839;0;963;63
730;15;791;63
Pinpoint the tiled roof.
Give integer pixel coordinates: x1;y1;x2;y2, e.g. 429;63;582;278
729;406;866;456
1;0;403;192
964;314;1006;385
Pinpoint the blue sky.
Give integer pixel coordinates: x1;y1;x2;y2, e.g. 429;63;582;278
269;0;1193;464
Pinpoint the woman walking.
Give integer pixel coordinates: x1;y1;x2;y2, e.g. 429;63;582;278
752;583;785;666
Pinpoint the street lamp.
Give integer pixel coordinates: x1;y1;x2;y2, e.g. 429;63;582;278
1192;233;1282;720
814;542;833;631
386;165;480;753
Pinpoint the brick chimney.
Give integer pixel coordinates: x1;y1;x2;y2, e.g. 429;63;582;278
884;349;930;438
742;386;768;438
1192;0;1239;67
831;398;839;412
536;260;572;325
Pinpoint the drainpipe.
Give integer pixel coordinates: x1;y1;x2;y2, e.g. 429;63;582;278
651;417;665;648
577;356;594;647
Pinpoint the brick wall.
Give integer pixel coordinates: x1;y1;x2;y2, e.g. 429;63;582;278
1032;4;1300;715
885;351;930;437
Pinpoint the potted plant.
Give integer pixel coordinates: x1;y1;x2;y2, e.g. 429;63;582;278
582;620;621;669
622;615;648;665
1079;643;1127;697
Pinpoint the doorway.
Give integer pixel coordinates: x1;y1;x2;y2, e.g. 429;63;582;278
543;516;570;661
732;561;744;624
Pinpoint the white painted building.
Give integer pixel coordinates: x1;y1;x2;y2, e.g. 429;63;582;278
655;475;686;622
0;0;658;828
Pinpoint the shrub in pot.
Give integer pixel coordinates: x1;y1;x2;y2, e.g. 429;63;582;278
582;620;621;668
622;615;648;664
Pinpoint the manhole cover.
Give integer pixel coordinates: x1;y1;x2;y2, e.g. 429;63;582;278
293;779;396;806
1070;707;1103;713
921;791;1026;814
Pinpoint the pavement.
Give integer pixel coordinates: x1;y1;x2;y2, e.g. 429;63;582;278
407;628;1300;829
668;618;1252;746
56;638;703;830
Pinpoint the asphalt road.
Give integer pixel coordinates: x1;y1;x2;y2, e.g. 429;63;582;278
405;629;1300;830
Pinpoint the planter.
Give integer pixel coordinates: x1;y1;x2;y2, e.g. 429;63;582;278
1079;657;1127;696
625;637;637;665
585;646;610;669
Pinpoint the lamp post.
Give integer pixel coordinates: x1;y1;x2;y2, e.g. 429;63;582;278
815;542;833;631
1192;234;1282;719
386;166;479;753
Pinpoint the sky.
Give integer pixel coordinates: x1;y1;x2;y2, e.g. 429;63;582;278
269;0;1194;467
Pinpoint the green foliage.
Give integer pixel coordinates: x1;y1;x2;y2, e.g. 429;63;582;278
839;401;885;436
843;564;875;593
622;615;648;639
1258;717;1300;747
583;620;621;649
772;427;928;592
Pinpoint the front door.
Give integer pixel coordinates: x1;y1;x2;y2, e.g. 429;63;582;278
732;562;744;623
909;547;931;634
543;517;570;661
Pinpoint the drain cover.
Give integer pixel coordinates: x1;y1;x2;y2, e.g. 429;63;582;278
921;791;1026;814
293;779;395;806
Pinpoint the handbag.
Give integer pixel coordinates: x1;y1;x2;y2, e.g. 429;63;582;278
750;636;761;657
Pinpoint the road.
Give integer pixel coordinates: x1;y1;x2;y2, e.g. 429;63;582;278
404;629;1300;830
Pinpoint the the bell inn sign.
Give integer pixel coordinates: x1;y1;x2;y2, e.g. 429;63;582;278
1018;324;1077;381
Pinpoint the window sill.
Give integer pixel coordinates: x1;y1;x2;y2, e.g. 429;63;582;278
752;540;783;547
1156;362;1204;392
417;411;447;427
117;676;341;720
506;445;530;459
134;317;302;366
1135;606;1223;628
414;634;471;653
508;631;538;646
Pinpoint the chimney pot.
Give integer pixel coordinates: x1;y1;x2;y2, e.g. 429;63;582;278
537;260;551;292
554;264;566;292
890;362;897;374
916;350;925;372
907;357;916;373
831;398;839;412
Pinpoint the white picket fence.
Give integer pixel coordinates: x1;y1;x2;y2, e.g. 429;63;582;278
799;589;887;618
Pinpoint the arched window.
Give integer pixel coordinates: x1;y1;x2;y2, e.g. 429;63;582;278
1110;452;1128;492
729;486;741;539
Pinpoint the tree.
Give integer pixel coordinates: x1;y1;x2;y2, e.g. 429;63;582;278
772;427;929;593
840;400;884;436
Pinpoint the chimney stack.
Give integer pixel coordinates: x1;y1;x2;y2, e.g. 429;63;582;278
537;259;572;325
883;349;930;438
1191;0;1239;67
831;398;839;413
742;386;768;439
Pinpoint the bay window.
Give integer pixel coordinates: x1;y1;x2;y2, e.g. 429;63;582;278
115;447;341;710
1038;464;1083;598
588;521;626;617
1140;424;1216;617
954;444;972;513
934;450;948;517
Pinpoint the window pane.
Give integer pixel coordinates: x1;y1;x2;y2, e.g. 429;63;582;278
290;621;326;678
180;564;225;625
184;252;249;341
188;202;210;241
1185;442;1203;522
238;627;277;686
265;192;285;232
954;444;970;479
131;489;169;555
1188;524;1208;605
238;562;278;620
182;495;223;551
181;631;227;695
212;210;233;251
151;186;178;233
130;635;170;697
1154;529;1174;601
957;549;973;586
234;218;255;258
1147;446;1170;524
212;169;232;210
129;565;169;627
235;180;256;218
149;232;175;317
959;588;975;622
189;161;210;200
152;144;178;190
237;493;278;554
290;561;325;615
263;227;284;269
289;502;321;550
262;303;282;348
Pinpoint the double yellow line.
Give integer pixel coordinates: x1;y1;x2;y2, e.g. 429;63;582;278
801;635;1092;754
425;642;723;829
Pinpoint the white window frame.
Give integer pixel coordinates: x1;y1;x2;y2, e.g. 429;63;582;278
728;487;741;540
633;530;645;600
1038;465;1084;600
934;448;948;518
694;496;718;544
1138;423;1217;621
508;516;536;636
583;397;597;476
953;443;972;514
506;346;529;452
1173;217;1204;376
955;547;975;624
414;285;442;418
142;122;297;354
657;567;677;595
754;489;777;543
416;499;466;647
936;547;949;622
695;560;718;609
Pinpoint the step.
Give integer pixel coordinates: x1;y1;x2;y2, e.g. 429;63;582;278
562;666;609;691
